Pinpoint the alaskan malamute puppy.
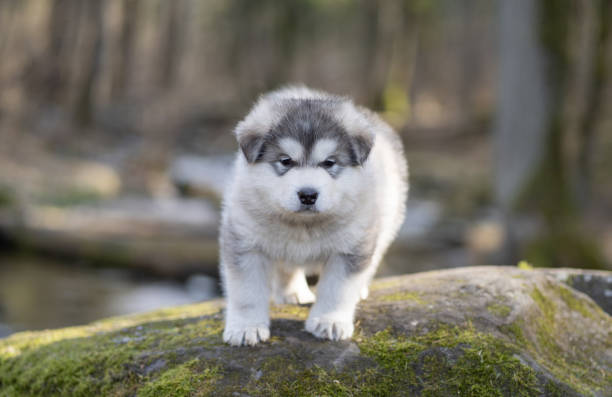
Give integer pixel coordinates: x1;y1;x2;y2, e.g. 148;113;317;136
220;86;407;346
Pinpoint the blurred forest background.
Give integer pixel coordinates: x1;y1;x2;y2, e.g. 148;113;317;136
0;0;611;336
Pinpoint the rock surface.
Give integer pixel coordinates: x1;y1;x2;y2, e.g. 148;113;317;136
0;266;610;396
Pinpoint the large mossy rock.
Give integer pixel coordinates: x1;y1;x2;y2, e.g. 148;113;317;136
0;266;610;396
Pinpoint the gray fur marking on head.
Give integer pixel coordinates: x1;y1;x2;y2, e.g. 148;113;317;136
244;100;374;175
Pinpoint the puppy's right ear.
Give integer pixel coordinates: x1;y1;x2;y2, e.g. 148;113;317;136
238;134;266;163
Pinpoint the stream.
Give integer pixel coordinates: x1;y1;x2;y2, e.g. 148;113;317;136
0;254;220;338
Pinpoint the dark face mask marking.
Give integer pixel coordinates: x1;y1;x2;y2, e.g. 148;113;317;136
248;100;373;177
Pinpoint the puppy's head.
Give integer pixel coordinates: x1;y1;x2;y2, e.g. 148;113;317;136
234;87;374;219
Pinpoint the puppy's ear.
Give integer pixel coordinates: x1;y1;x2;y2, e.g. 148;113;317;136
239;134;266;163
349;134;374;166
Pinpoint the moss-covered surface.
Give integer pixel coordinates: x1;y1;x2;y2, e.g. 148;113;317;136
137;359;220;397
0;302;224;396
524;284;610;395
378;290;425;304
1;267;610;396
486;303;512;317
0;186;14;208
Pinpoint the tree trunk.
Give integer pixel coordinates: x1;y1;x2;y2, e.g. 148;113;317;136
494;0;605;268
495;0;551;210
73;0;103;126
38;0;77;105
111;0;140;100
576;0;610;207
158;0;182;89
359;0;399;111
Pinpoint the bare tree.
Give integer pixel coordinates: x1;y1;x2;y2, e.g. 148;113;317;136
576;0;610;206
111;0;140;99
34;0;82;105
495;0;605;268
157;0;183;89
73;0;104;126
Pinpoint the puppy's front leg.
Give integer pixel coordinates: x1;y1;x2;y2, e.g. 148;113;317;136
223;251;271;346
305;254;370;341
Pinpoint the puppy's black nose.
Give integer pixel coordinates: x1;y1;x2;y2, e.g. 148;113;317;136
298;188;318;205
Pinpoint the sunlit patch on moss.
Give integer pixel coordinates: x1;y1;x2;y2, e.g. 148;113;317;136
369;278;403;292
526;286;610;395
0;306;224;396
378;291;425;304
487;302;512;317
270;304;309;320
0;301;222;358
137;359;220;397
556;284;597;319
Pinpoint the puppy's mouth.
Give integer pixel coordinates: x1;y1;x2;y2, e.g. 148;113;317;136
297;204;319;213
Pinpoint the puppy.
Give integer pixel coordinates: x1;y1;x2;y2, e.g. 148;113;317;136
220;86;408;346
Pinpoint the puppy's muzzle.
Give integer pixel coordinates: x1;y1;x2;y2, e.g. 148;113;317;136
297;188;318;206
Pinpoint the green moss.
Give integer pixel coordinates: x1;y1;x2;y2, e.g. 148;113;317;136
270;304;309;320
137;359;220;397
556;284;595;319
240;325;546;397
244;358;369;396
530;287;556;322
487;303;512;317
369;278;403;292
0;301;221;358
378;291;425;304
359;326;541;397
0;305;223;396
500;321;528;347
544;381;566;397
527;286;609;395
0;185;14;208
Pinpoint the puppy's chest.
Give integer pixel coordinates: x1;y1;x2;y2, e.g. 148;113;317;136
256;224;354;264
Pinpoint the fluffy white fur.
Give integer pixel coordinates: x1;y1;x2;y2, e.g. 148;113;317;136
220;86;408;346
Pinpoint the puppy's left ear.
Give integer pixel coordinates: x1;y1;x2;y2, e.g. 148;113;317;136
239;134;266;163
349;134;374;166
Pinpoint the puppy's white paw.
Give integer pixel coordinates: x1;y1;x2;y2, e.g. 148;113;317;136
278;286;316;305
305;316;354;341
223;324;270;346
360;286;369;300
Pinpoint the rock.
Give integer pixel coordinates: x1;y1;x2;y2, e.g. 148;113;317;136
0;266;610;396
541;268;612;316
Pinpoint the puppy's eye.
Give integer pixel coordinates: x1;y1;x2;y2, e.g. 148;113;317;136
320;157;336;169
279;155;294;167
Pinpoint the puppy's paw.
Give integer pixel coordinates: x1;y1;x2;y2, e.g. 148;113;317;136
305;316;354;341
360;286;369;300
223;324;270;346
278;286;316;305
